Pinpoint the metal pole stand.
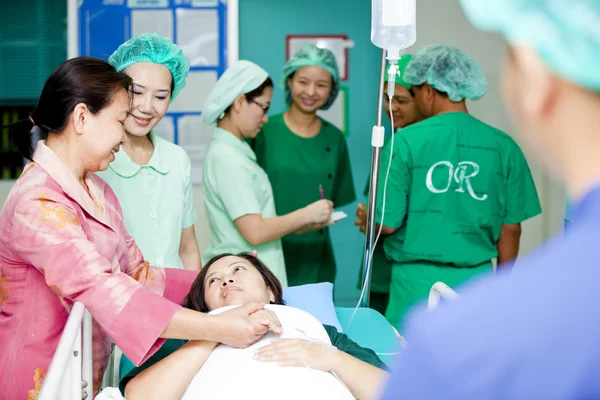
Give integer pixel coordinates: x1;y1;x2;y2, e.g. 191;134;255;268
361;49;387;308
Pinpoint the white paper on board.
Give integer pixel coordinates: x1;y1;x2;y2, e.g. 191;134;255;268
128;0;169;8
176;8;219;66
178;115;213;185
152;116;175;143
131;10;173;39
170;71;218;113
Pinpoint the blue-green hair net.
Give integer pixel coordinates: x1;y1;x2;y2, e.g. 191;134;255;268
281;44;340;110
202;60;269;125
404;45;488;101
109;33;190;102
384;54;413;90
460;0;600;91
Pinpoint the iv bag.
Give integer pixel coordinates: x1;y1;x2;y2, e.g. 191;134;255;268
371;0;416;60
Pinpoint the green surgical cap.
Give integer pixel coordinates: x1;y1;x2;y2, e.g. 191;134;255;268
384;54;413;90
404;45;488;102
202;60;269;125
282;44;340;110
109;33;190;101
460;0;600;91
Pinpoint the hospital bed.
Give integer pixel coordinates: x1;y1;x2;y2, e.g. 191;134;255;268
38;282;458;400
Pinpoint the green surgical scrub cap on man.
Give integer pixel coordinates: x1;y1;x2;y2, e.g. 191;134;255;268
404;44;488;102
384;54;413;90
201;60;269;125
109;33;190;101
459;0;600;91
282;44;340;110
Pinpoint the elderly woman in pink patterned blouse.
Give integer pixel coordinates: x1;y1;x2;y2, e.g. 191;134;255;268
0;57;280;398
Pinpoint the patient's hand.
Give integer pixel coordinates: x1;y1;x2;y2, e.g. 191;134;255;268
253;338;341;372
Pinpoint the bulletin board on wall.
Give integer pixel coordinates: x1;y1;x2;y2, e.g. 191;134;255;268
286;34;352;136
75;0;238;185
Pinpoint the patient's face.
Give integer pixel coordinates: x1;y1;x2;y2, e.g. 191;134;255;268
203;256;275;311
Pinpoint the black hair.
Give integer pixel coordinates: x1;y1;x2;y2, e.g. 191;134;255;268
244;77;273;102
410;84;448;98
222;76;273;116
184;252;284;313
2;57;133;160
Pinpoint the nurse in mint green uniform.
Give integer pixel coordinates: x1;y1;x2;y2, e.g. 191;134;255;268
98;33;201;270
201;60;335;287
376;45;541;330
253;44;356;287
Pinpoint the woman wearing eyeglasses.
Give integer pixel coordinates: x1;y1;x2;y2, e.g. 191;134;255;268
201;60;334;286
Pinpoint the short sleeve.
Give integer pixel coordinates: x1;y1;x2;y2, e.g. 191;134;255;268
324;324;387;370
211;149;262;221
504;142;542;224
180;150;198;228
376;137;411;228
332;136;356;207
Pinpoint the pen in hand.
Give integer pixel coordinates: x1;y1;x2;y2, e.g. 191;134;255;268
319;184;325;199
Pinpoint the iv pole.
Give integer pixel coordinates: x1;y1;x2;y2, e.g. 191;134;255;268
361;48;387;307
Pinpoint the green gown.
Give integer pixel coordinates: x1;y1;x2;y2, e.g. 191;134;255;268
119;325;387;395
376;112;542;331
253;113;356;287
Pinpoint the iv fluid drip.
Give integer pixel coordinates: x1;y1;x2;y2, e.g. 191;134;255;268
371;0;416;63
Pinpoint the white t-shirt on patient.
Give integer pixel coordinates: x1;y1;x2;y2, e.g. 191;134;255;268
180;305;355;400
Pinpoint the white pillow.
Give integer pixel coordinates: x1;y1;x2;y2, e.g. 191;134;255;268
180;305;354;400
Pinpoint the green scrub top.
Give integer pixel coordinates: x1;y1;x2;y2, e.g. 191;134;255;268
203;127;287;286
97;132;197;269
253;113;356;287
118;324;387;395
376;112;542;267
358;138;395;294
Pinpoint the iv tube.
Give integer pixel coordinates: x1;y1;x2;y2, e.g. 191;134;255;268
358;0;417;310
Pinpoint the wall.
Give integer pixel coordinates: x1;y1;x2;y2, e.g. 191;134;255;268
0;0;565;307
237;0;566;305
239;0;382;306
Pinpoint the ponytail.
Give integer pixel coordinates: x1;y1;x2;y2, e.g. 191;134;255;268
3;117;37;161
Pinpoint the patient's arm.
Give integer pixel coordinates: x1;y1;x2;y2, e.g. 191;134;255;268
125;309;282;400
330;350;389;400
255;338;389;400
125;340;218;400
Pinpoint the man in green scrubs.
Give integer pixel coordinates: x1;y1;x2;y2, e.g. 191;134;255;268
253;45;355;287
355;55;426;315
376;45;541;331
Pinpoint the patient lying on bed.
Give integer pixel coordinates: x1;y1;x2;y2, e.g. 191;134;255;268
121;252;389;400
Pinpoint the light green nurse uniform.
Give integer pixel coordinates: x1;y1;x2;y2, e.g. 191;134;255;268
97;132;197;269
203;127;287;286
253;114;355;287
377;112;541;330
